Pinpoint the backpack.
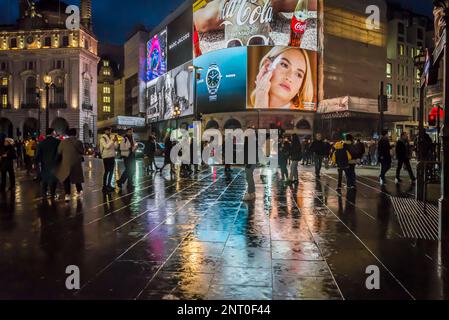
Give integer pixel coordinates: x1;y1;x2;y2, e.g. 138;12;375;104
331;141;352;167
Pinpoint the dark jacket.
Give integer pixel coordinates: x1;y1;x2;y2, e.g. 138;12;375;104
35;136;61;183
353;142;365;159
290;141;302;161
378;137;391;162
144;139;156;157
0;145;17;170
309;140;328;157
54;137;85;184
279;141;290;166
396;139;411;161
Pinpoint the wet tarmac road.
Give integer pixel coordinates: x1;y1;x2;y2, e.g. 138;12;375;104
0;158;448;300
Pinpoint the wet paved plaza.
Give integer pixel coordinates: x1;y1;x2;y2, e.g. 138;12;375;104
0;158;449;300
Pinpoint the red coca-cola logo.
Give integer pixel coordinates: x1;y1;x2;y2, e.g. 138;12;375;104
291;17;307;34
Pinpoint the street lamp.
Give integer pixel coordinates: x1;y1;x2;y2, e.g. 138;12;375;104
43;74;52;131
188;65;203;122
414;48;427;201
433;0;449;240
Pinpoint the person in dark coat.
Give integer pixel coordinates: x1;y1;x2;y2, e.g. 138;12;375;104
289;134;302;183
0;138;16;192
54;128;85;202
309;133;328;178
378;130;392;186
278;137;290;182
395;132;416;184
144;133;157;174
243;132;259;201
35;128;61;198
160;131;175;175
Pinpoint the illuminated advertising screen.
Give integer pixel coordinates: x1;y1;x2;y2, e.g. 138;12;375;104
247;46;317;111
193;0;318;58
194;46;247;114
167;8;193;70
147;29;167;81
146;61;194;122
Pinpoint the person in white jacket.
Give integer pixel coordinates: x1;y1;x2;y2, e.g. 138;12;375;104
100;127;118;192
117;128;138;190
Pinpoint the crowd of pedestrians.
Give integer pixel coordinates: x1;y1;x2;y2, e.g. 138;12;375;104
0;125;437;205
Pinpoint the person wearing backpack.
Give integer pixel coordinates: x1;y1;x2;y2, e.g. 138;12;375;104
100;127;118;192
117;128;138;191
0;138;17;192
331;138;354;192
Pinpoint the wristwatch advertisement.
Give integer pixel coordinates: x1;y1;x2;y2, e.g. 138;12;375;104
206;64;222;98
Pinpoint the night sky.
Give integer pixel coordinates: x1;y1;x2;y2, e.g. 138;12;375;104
0;0;435;44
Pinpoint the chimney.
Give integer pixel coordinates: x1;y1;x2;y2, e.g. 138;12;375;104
81;0;93;31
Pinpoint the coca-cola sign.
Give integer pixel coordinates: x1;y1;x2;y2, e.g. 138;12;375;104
220;0;273;27
193;0;318;57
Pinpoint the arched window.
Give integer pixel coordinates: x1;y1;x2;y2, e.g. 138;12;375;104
50;76;65;108
296;119;311;130
25;76;36;106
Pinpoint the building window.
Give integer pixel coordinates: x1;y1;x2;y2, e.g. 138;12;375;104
26;61;34;70
25;76;37;105
103;69;111;76
103;96;111;103
10;38;17;48
397;84;401;96
405;86;409;97
44;37;51;47
103;86;111;94
398;44;405;56
62;36;69;47
83;78;91;106
417;29;424;40
1;77;7;86
103;105;111;113
386;83;392;98
386;63;392;78
0;62;6;71
1;94;7;108
84;39;89;50
55;60;63;69
103;60;109;67
398;22;405;34
50;76;65;107
410;47;415;59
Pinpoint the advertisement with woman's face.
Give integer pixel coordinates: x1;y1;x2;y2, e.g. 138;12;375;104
247;46;317;110
193;0;318;58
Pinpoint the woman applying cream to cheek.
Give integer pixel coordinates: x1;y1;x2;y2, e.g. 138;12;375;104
251;47;314;110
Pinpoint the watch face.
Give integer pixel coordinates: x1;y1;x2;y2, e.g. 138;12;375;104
207;68;220;88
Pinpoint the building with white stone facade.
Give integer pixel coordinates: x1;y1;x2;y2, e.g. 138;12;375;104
0;0;99;143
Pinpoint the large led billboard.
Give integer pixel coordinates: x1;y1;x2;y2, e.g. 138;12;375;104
167;8;193;70
247;46;317;111
147;29;167;81
194;46;247;114
146;61;194;123
193;0;318;58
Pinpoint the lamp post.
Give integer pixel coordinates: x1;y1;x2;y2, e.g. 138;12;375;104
414;47;427;201
43;74;52;131
35;87;43;135
433;0;449;240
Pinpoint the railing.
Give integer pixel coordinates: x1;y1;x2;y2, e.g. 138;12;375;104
416;161;441;214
